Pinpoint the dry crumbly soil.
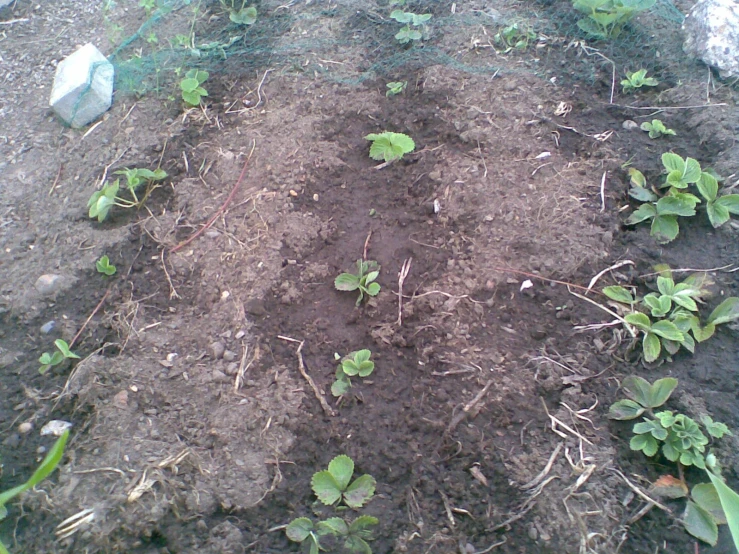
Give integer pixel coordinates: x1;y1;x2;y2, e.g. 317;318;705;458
1;1;739;553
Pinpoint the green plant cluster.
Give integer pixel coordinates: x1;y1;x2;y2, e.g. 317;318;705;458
603;270;739;362
494;21;536;52
180;69;209;106
364;132;415;163
220;1;257;25
626;154;739;243
385;81;407;97
390;9;432;44
332;350;375;397
572;0;655;39
88;167;168;222
335;259;382;306
621;68;658;93
640;119;675;139
609;377;739;547
286;455;377;553
38;339;80;375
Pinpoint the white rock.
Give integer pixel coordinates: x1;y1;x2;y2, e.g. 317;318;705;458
49;43;114;128
683;0;739;78
34;274;63;295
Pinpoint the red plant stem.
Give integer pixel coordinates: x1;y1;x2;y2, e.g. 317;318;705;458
170;142;255;254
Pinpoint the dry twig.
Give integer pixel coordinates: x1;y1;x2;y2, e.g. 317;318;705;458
397;258;412;326
278;336;336;416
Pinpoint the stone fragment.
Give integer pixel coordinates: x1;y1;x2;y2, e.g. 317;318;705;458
34;274;63;296
49;43;114;128
622;120;639;130
683;0;739;78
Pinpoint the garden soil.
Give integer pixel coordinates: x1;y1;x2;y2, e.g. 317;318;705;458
1;1;738;553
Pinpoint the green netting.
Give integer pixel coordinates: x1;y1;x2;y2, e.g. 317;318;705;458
100;0;687;99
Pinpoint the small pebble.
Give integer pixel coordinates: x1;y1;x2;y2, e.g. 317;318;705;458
3;434;20;448
223;350;237;362
19;422;33;434
210;342;225;359
40;321;56;334
622;120;639;130
225;362;239;376
34;274;63;296
37;446;47;455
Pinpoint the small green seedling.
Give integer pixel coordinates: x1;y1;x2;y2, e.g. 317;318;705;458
621;68;659;93
180;69;209;106
0;429;69;553
640;119;675;138
390;10;432;44
573;0;655;39
335;260;381;306
96;255;117;276
311;455;376;508
88;167;167;222
332;349;375;397
695;170;739;228
139;0;156;15
365;132;415;163
39;339;80;375
386;81;407;97
604;272;739;362
287;514;378;554
220;0;257;25
609;377;738;545
494;21;536;52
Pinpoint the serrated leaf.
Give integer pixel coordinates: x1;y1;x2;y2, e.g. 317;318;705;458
390;9;413;23
55;339;80;359
702;416;731;439
365;282;381;296
343;474;376;508
707;201;730;228
697;172;719;202
311;471;342;505
628;167;647;188
342;359;360;376
684;500;718;546
180;77;199;91
651;214;679;243
286;518;314;542
708;297;739;325
353;350;371;365
317;517;348;536
365;132;415;162
331;378;351;397
692;321;715;342
644;294;669;317
662;152;684;173
328;455;354;491
349;515;379;536
693;483;727;525
630;433;658;456
656;196;696;217
629;186;658;202
345;536;373;554
622;375;653;407
716;194;739;214
684;157;702;183
357;361;374;377
624;313;652;331
608;399;645;420
652;475;689;499
647;377;678;408
603;286;635;304
643;332;661;362
182;90;202;106
625;203;656;224
650;320;684;342
364;271;379;284
335;273;360;291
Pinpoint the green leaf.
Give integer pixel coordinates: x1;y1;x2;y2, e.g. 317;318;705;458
705;469;739;553
716;194;739;214
651;475;689;499
683;157;702;183
353;350;371;365
643;332;661;362
335;273;360;292
390;9;413;23
328;455;354;491
286;518;314;542
230;6;257;25
180;77;199;92
650;320;684;342
662;152;684;173
342;359;360;376
55;339;80;359
364;271;379;285
692;322;715;342
411;13;432;25
697;172;719;202
365;132;415;162
629;186;658;202
317;517;349;536
96;255;116;276
702;416;731;439
656;196;696;217
365;282;381;296
331;378;351;397
577;18;607;39
625;203;656;224
634;419;668;440
708;297;739;325
603;286;635;304
646;377;678;408
693;483;727;525
349;515;379;537
628;167;647;188
624;313;652;332
357;361;374;377
608;399;645;420
650;214;679;243
644;293;670;317
343;474;376;508
684;500;718;546
311;471;342;505
656;276;674;296
707;201;731;228
621;375;653;407
182;90;202;106
344;536;373;554
630;433;658;456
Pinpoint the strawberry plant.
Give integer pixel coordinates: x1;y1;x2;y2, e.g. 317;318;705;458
331;349;375;397
180;69;209;106
390;10;432;44
311;455;376;508
386;81;407;97
609;377;738;546
88;167;167;222
364;132;415;163
494;21;536;52
640;119;675;138
621;68;659;93
335;260;381;306
95;255;116;276
39;339;80;374
573;0;655;39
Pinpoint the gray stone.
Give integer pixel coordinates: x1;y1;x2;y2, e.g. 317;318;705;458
210;341;225;359
40;321;56;334
34;274;63;296
683;0;739;78
49;43;114;128
223;350;237;362
622;120;639;130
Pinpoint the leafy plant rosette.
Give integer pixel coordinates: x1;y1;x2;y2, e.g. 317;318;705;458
335;259;381;306
604;275;739;363
573;0;655;39
95;255;116;276
39;339;80;375
494;21;536;52
390;10;432;44
625;154;739;243
287;455;378;553
620;67;659;92
332;349;375;397
180;69;209;106
640;119;675;139
609;377;738;546
364;132;415;163
88;167;167;222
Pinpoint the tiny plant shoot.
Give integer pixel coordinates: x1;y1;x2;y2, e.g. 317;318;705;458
96;255;117;276
390;10;432;44
39;339;80;374
609;377;739;546
335;260;381;306
494;21;536;52
640;119;675;138
386;81;407;97
332;349;375;397
181;69;209;106
621;68;658;93
365;132;415;163
0;430;69;554
88;167;167;222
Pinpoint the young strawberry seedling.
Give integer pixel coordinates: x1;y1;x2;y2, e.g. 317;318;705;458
364;132;415;163
39;339;80;374
331;349;375;397
335;260;381;306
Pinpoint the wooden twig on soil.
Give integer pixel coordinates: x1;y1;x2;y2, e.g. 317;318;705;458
609;468;671;513
521;443;562;490
277;336;336;417
160;250;180;299
599;171;607;212
396;258;412;326
171;140;255;253
607;102;727;110
568;288;637;338
363;229;372;260
48;164;63;196
586;260;634;292
444;380;494;437
540;398;594;445
70;288;110;348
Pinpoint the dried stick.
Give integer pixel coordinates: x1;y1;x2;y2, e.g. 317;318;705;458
609;468;671;513
171;140;255;253
587;260;635;292
363;229;372;260
278;336;336;417
397;258;412;326
599;171;607;212
70;288;110;348
445;380;494;436
161;250;180;299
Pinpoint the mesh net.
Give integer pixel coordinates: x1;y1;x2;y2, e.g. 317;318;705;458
97;0;688;100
